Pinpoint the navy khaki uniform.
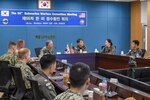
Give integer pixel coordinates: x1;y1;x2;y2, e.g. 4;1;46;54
33;70;57;100
54;90;84;100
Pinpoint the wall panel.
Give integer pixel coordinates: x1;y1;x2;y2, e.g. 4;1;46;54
147;0;150;55
130;1;142;48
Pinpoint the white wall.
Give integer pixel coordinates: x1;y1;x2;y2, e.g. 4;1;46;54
141;1;147;25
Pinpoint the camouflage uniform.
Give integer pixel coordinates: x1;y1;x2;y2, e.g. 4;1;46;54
33;70;57;100
127;48;143;58
39;46;54;58
15;61;34;89
54;89;84;100
0;52;18;65
100;46;116;55
14;49;19;57
74;45;87;53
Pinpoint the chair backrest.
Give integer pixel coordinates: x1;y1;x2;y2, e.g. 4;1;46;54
35;48;42;57
141;49;146;58
101;46;105;50
114;45;116;49
28;78;42;100
0;61;12;86
27;63;39;75
90;75;98;85
117;87;132;99
11;67;26;100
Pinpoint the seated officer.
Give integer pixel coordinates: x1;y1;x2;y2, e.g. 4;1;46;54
54;62;90;100
33;54;57;100
100;39;116;55
74;38;87;53
127;40;143;58
15;39;25;56
15;48;34;89
17;39;25;50
0;41;17;65
39;40;54;58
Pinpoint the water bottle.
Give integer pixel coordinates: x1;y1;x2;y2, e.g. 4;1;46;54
94;48;99;53
80;49;82;53
66;66;70;74
121;51;124;55
102;77;107;94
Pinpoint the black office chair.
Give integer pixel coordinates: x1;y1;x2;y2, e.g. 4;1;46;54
101;46;105;50
28;78;43;100
35;48;42;57
10;67;27;100
114;45;116;49
27;63;39;75
90;75;98;85
0;61;13;99
0;61;10;86
141;49;146;58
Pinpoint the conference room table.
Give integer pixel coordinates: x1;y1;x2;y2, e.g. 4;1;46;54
30;54;148;100
56;53;150;70
48;68;150;100
49;71;123;100
90;71;150;100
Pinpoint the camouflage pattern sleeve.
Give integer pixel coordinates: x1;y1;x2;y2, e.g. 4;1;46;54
54;90;84;100
0;53;18;65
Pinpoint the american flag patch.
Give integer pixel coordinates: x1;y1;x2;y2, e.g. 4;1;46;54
79;13;85;18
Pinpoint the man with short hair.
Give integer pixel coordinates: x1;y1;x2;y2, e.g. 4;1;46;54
74;39;87;53
33;54;57;100
17;39;25;50
39;40;54;58
15;48;34;89
0;41;17;65
15;39;25;57
54;62;90;100
100;39;116;55
127;40;143;58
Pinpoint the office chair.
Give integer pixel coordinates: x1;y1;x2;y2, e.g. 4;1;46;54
10;67;27;100
141;49;146;58
101;46;105;50
28;78;43;100
35;48;42;57
0;61;13;99
27;63;39;75
90;75;98;85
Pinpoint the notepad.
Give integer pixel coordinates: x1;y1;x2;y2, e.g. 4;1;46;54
0;92;4;98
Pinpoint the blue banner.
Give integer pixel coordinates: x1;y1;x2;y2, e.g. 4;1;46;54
0;9;87;26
